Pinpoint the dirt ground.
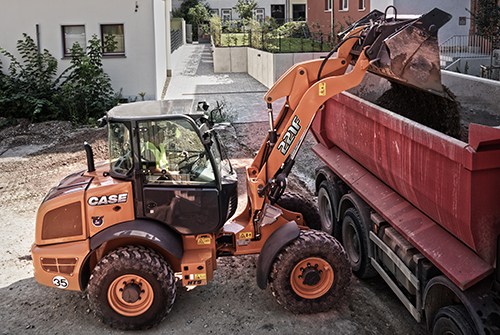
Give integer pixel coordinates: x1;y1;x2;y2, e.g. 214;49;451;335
0;119;428;334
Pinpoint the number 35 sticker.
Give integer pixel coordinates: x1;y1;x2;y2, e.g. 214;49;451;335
52;276;69;289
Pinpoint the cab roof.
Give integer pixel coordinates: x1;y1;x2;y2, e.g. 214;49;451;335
106;99;206;121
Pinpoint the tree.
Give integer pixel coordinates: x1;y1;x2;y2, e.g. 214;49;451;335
172;0;211;40
234;0;258;21
188;3;210;27
468;0;500;74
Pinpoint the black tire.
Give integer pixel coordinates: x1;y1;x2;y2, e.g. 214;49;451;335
341;207;377;278
276;192;321;230
432;305;478;335
317;180;339;235
269;230;351;314
87;245;176;330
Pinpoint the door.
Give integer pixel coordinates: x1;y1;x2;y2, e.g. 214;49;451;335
139;118;221;235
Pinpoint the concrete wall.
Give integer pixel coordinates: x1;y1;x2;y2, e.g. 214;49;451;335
0;0;169;101
213;47;248;73
348;70;500;119
213;46;329;87
446;58;492;77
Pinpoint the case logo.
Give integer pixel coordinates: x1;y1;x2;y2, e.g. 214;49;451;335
88;193;128;206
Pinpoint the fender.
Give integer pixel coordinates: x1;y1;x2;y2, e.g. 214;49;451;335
256;221;300;289
79;219;183;290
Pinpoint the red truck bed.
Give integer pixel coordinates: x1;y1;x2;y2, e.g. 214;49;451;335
310;92;499;289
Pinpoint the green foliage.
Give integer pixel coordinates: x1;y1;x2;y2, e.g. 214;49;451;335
60;35;121;123
234;0;258;21
210;15;223;46
0;33;120;123
173;0;211;40
468;0;500;68
0;34;61;121
189;3;210;26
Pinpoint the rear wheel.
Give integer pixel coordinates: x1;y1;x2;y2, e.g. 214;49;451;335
87;245;176;330
269;230;351;314
341;207;377;278
318;180;338;235
276;192;321;230
432;305;478;335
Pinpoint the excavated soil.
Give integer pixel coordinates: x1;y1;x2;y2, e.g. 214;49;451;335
0;119;427;334
376;83;464;140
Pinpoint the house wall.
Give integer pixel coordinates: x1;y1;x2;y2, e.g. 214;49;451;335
370;0;471;43
333;0;370;28
0;0;168;101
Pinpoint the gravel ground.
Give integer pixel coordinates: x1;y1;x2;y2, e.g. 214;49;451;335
0;119;428;335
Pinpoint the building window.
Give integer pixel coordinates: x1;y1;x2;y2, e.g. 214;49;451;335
271;5;285;24
101;24;125;56
62;25;85;57
222;9;231;22
254;8;265;21
359;0;365;10
292;4;306;21
325;0;332;11
210;9;219;16
339;0;348;11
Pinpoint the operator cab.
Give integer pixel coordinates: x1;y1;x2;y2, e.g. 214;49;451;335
102;100;238;235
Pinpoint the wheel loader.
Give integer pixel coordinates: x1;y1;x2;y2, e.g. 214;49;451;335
31;7;451;330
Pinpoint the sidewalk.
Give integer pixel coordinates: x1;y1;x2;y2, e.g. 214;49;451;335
165;43;270;123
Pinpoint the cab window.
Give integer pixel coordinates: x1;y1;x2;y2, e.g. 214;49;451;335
109;122;133;176
139;119;216;185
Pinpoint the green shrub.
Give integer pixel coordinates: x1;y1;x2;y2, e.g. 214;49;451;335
0;34;120;124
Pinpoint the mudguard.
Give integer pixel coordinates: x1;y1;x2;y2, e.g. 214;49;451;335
89;219;183;260
79;219;184;289
256;221;300;289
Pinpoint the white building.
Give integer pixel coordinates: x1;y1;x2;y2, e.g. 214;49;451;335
370;0;471;43
0;0;176;101
173;0;289;23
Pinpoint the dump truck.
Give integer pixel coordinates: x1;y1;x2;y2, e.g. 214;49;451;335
311;52;500;335
31;7;456;331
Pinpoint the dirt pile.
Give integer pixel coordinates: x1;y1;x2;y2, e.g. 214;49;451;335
376;83;463;140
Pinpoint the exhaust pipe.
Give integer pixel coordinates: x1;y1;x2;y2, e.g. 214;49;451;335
84;142;95;173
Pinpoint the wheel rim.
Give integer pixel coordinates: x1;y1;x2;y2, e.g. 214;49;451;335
107;274;154;317
344;219;361;265
319;188;333;231
290;257;334;299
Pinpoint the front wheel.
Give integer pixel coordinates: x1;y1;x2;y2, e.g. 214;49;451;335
269;230;351;314
276;192;321;230
87;246;176;330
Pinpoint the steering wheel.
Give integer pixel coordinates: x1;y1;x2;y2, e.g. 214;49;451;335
113;150;132;175
177;152;204;177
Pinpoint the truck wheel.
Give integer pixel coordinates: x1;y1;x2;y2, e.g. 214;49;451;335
276;192;321;230
318;180;339;235
269;230;351;314
87;245;176;330
432;305;478;335
342;207;377;278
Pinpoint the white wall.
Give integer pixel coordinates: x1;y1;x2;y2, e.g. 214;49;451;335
0;0;167;101
370;0;471;43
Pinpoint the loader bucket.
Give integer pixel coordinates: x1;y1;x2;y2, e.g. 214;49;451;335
345;8;452;97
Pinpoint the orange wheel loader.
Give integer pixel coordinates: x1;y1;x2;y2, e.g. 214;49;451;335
31;7;451;330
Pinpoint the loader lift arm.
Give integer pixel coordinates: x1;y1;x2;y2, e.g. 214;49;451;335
246;28;370;216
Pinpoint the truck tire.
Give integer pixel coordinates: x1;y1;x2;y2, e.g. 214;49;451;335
87;245;176;330
269;230;351;314
277;192;321;230
432;305;478;335
318;180;338;235
341;207;377;278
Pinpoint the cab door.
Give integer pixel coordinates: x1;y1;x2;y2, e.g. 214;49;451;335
138;118;221;235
